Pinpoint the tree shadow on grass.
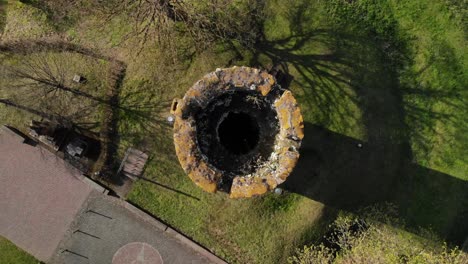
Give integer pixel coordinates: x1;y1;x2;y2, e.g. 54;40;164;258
18;0;79;32
285;123;468;245
251;15;467;248
132;174;200;201
0;0;6;34
104;81;173;192
116;85;172;150
1;42;127;183
0;40;174;192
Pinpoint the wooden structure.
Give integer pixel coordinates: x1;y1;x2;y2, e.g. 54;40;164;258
117;148;149;180
29;120;68;151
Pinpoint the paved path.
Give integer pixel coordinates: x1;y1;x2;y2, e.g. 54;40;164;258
50;192;216;264
0;126;225;264
0;126;94;262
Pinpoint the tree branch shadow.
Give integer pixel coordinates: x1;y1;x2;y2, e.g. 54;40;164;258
0;0;6;34
132;174;200;201
249;5;467;247
0;40;174;192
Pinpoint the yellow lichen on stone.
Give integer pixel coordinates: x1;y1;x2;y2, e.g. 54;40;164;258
276;151;300;181
184;88;202;99
188;163;219;193
257;83;272;96
173;119;196;170
260;71;275;85
172;66;304;198
173;117;219;193
230;177;269;198
170;98;182;115
265;176;279;189
204;72;220;84
274;91;304;139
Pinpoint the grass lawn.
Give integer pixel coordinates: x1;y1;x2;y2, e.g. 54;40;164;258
0;237;40;264
0;0;466;263
0;0;53;41
127;0;467;262
0;50;111;131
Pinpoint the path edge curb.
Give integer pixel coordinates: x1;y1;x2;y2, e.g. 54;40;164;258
121;199;228;264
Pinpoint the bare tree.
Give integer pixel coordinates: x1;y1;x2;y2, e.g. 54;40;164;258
2;53;101;128
94;0;265;51
5;52;106;102
8;53;67;95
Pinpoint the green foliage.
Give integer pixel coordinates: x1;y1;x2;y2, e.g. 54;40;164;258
0;0;6;32
0;237;40;264
0;51;110;131
1;1;54;40
392;0;468;176
289;204;468;264
289;244;335;264
258;192;300;213
128;172;333;264
327;0;398;39
0;0;466;263
110;0;468;262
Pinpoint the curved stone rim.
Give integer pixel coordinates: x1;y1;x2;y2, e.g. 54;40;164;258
171;66;304;198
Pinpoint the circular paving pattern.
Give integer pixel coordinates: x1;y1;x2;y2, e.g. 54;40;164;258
112;242;163;264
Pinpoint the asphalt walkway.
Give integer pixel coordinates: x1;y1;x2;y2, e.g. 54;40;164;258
50;192;217;264
0;126;225;264
0;126;94;261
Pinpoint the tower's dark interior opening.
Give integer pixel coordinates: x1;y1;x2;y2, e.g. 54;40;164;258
217;112;260;155
195;90;279;181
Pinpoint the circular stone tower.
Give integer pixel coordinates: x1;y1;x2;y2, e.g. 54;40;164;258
170;66;303;198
